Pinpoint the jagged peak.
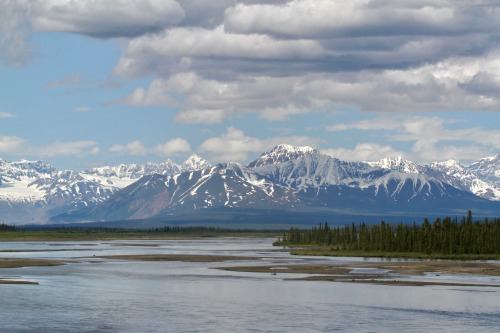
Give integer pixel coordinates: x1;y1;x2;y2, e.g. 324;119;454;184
248;144;320;168
429;159;464;171
0;159;55;176
470;153;500;165
273;144;318;154
368;156;421;174
181;154;210;171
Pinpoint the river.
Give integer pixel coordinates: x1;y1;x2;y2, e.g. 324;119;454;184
1;238;499;332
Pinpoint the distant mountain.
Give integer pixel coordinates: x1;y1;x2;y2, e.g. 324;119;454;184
248;144;319;167
429;155;500;201
1;146;499;225
84;160;179;179
252;152;370;189
0;154;210;223
59;163;302;222
55;146;500;225
180;154;211;171
368;156;425;174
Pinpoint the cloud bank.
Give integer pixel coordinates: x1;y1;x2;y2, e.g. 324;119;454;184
1;0;498;165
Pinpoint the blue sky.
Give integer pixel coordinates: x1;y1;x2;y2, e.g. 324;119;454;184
1;0;499;170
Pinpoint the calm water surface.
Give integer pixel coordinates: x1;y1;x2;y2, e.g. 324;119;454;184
1;238;499;332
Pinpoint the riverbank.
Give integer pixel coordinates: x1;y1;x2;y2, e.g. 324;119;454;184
2;237;499;288
97;254;257;262
0;229;278;242
281;246;500;260
218;260;500;287
0;258;65;284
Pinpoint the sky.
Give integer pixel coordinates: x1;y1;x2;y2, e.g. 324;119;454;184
0;0;499;170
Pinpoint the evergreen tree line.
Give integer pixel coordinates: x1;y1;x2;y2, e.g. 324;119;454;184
148;226;254;233
0;223;17;232
0;224;257;234
278;211;500;255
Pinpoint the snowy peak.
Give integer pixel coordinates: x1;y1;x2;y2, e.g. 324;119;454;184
84;160;180;179
254;153;370;189
368;156;423;174
181;154;210;172
428;159;466;180
429;159;464;171
425;155;499;201
1;148;500;224
85;155;210;179
248;144;320;168
0;159;55;180
467;154;500;186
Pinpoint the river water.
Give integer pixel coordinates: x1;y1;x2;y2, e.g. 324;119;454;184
1;238;499;332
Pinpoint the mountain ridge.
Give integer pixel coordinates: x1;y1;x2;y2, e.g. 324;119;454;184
1;145;499;224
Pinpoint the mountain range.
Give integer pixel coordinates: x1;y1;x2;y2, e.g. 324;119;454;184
1;145;499;225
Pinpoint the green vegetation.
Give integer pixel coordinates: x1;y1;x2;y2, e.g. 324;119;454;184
275;211;500;259
0;225;277;241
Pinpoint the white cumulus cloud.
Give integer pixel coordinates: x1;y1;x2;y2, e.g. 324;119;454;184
0;135;26;154
198;127;322;163
0;112;15;118
322;143;405;162
110;138;191;157
326;115;500;163
36;141;100;158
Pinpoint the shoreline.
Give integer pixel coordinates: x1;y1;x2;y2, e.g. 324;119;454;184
284;246;500;261
0;231;278;242
2;238;499;288
0;258;65;285
96;254;257;262
0;279;39;285
218;261;500;287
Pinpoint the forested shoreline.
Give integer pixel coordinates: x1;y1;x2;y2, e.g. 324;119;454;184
0;223;17;232
0;225;276;241
275;211;500;256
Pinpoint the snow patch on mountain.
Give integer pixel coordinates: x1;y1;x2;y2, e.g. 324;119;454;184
372;172;445;200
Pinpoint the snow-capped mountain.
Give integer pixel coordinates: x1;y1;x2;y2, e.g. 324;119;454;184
429;155;500;201
180;154;211;172
248;144;319;167
0;154;210;223
84;160;180;179
63;162;302;222
0;159;55;179
467;154;500;187
0;159;55;203
1;146;499;224
252;152;371;189
29;170;116;209
368;156;425;174
57;146;500;224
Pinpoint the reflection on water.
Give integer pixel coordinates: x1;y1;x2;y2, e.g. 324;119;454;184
1;238;499;333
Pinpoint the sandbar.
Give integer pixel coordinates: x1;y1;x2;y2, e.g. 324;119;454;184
0;279;39;285
218;261;500;287
0;258;65;269
0;258;64;285
97;254;257;262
